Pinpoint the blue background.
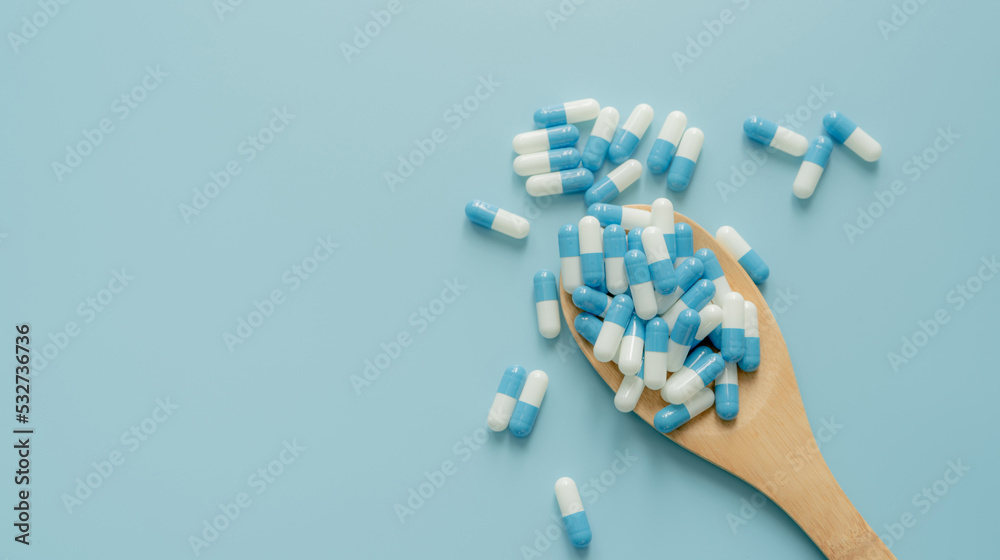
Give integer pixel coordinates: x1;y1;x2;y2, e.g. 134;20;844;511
1;0;996;558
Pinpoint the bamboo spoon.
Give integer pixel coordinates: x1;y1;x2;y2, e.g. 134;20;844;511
560;205;895;560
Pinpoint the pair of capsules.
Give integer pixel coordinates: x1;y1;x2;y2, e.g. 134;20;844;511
743;111;882;199
486;366;549;437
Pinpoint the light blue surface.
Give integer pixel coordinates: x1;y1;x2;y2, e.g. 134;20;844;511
1;1;997;558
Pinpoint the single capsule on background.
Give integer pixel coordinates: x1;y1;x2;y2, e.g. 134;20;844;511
609;104;654;164
625;251;658;320
673;223;693;267
647;111;687;174
716;226;769;284
584;159;642;205
526;168;594;197
643;317;669;390
654;257;704;314
665;349;724;404
654;386;715;433
661;279;716;330
793;136;833;200
666;309;700;372
559;224;583;293
513;124;580;155
739;301;760;372
720;292;746;363
487;365;528;432
667;127;704;192
603;225;629;295
594;295;634;362
509;370;548;437
534;98;600;128
582;106;619;171
692;303;722;347
534;270;561;339
572;286;612;318
615;361;645;413
822;111;881;162
555;477;593;548
513;148;581;177
715;361;739;420
618;314;645;375
650;198;676;264
694;248;731;304
574;313;603;346
465;200;529;239
743;116;808;157
588;203;652;230
579;216;606;292
641;227;678;295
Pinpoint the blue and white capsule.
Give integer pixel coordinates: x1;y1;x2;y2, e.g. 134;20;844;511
715;361;739;421
513;148;581;177
625;251;657;320
692;303;722;347
654;257;704;314
641;227;678;295
664;349;725;404
579;216;605;292
603;225;629;295
626;227;643;253
582;106;619;171
647;111;687;174
509;369;549;437
666;309;700;372
588;203;651;230
716;226;769;284
661;279;716;331
594;295;634;362
513;124;580;155
720;292;745;363
743;116;808;157
555;477;593;548
526;168;594;197
673;223;694;267
793;136;833;200
643;317;669;390
667;127;704;192
534;270;560;339
559;224;583;293
693;248;731;304
618;314;645;376
487;365;528;432
574;313;603;347
534;98;600;128
573;286;612;318
615;361;645;413
465;200;530;239
823;111;881;162
609;104;654;164
659;346;711;403
739;301;760;372
654;386;715;433
651;198;676;264
584;159;642;205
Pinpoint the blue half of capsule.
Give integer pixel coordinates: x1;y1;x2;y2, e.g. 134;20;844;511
648;257;678;295
547;148;582;172
533;271;558;303
680;280;716;312
574;313;603;345
581;251;605;291
684;345;713;369
715;382;739;420
721;327;745;362
738;250;770;285
822;111;857;143
608;129;640;164
647;138;678;174
587;203;623;227
674;223;693;262
805;136;833;168
603;225;627;258
546;124;580;150
605;295;634;328
563;511;592;549
645;317;669;352
558;224;580;258
670;309;700;346
497;365;527;398
739;335;760;372
624;250;651;286
465;200;499;229
675;258;705;292
708;325;722;348
693;248;723;280
572;286;611;317
692;352;725;385
743;116;779;145
667;157;696;192
582;136;610;171
627;228;643;252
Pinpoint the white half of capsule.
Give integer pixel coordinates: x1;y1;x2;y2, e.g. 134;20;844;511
536;300;560;339
594;323;626;362
793;161;825;200
771;127;809;157
605;257;628;295
710;275;732;306
491;209;530;239
555;477;585;516
622;104;654;136
644;348;668;390
694;304;722;342
488;393;517;431
651;198;674;233
682;387;716;417
675;128;704;162
843;128;882;162
564;99;601;123
578;217;603;254
715;226;751;259
744;301;759;337
664;363;708;404
519;370;548;407
620;208;652;230
657;111;687;143
615;374;645;412
660;300;690;331
631;282;658;320
721;292;745;329
591;107;619;142
561;256;583;294
641;227;671;264
512;129;561;155
665;340;691;373
718;360;738;385
654;288;683;315
618;331;644;376
606;159;643;193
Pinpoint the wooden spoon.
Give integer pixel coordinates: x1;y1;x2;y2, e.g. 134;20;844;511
560;205;895;560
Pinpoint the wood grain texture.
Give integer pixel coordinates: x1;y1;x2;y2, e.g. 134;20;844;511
559;206;895;560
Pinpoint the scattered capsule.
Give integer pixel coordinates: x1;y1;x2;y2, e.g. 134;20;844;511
720;292;746;363
513;148;581;177
594;295;634;362
626;227;643;252
526;168;594;197
579;216;606;292
694;248;732;304
584;159;642;205
666;309;700;372
615;361;645;412
673;223;693;267
647;111;687;174
559;224;583;294
609;104;654;164
625;251;658;320
692;303;722;346
574;313;602;346
715;361;739;420
739;301;760;372
743;116;808;157
573;286;611;318
643;317;669;390
650;198;676;264
618;315;645;376
654;257;704;314
582;106;619;171
465;200;529;239
487;365;528;432
509;369;548;437
513;124;580;155
588;203;652;230
641;227;678;295
534;271;561;339
555;477;593;548
716;226;769;284
654;386;715;433
793;136;833;200
603;225;629;295
534;98;600;128
661;279;716;330
667;127;704;191
664;350;724;404
822;111;881;162
661;345;713;408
